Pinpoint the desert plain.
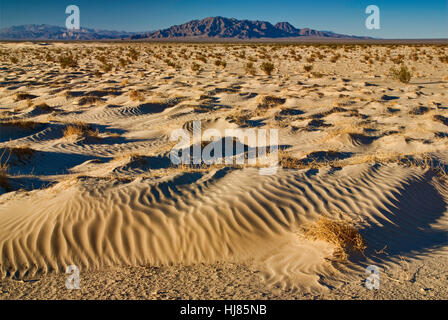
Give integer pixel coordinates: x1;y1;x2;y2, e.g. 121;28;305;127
0;42;448;299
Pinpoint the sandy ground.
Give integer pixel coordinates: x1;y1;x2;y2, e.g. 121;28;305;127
0;42;448;299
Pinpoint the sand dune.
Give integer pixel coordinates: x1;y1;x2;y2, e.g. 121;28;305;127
1;42;448;299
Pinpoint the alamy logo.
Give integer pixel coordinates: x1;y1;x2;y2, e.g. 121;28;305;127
65;265;80;289
170;121;279;175
365;265;380;290
65;5;80;30
365;5;380;30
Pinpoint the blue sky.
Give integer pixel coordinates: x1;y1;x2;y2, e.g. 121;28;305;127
0;0;447;38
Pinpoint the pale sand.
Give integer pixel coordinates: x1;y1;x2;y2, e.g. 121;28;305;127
0;42;448;299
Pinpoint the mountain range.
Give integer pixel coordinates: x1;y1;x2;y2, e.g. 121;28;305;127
0;17;371;40
130;17;369;40
0;24;135;40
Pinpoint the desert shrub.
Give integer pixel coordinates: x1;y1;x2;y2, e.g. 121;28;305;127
389;64;412;83
100;63;113;73
59;55;78;68
45;53;54;62
439;55;448;63
303;64;313;72
96;55;107;64
164;59;178;68
196;55;207;63
260;62;275;75
214;60;227;68
330;54;341;63
118;58;128;68
127;47;139;61
191;62;201;72
245;62;256;75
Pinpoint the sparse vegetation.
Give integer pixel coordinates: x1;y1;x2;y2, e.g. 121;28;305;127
245;62;256;75
389;64;412;83
78;95;103;106
63;122;99;139
260;62;274;75
15;92;36;101
303;64;313;72
191;62;201;72
0;148;11;191
35;102;52;112
129;89;144;102
303;217;366;260
8;146;34;164
59;54;78;68
1;120;39;130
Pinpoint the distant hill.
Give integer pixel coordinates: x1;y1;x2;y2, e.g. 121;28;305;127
0;24;135;40
0;17;371;41
129;17;371;40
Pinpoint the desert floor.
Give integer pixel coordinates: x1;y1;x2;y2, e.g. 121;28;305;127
0;42;448;299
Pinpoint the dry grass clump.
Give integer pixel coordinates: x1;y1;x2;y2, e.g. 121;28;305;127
78;95;103;106
63;125;84;137
164;59;179;69
9;146;34;163
227;109;254;126
304;217;366;260
257;96;286;109
279;152;307;169
63;122;99;139
309;106;347;119
113;153;146;165
1;120;39;130
0;148;11;191
129;89;144;102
